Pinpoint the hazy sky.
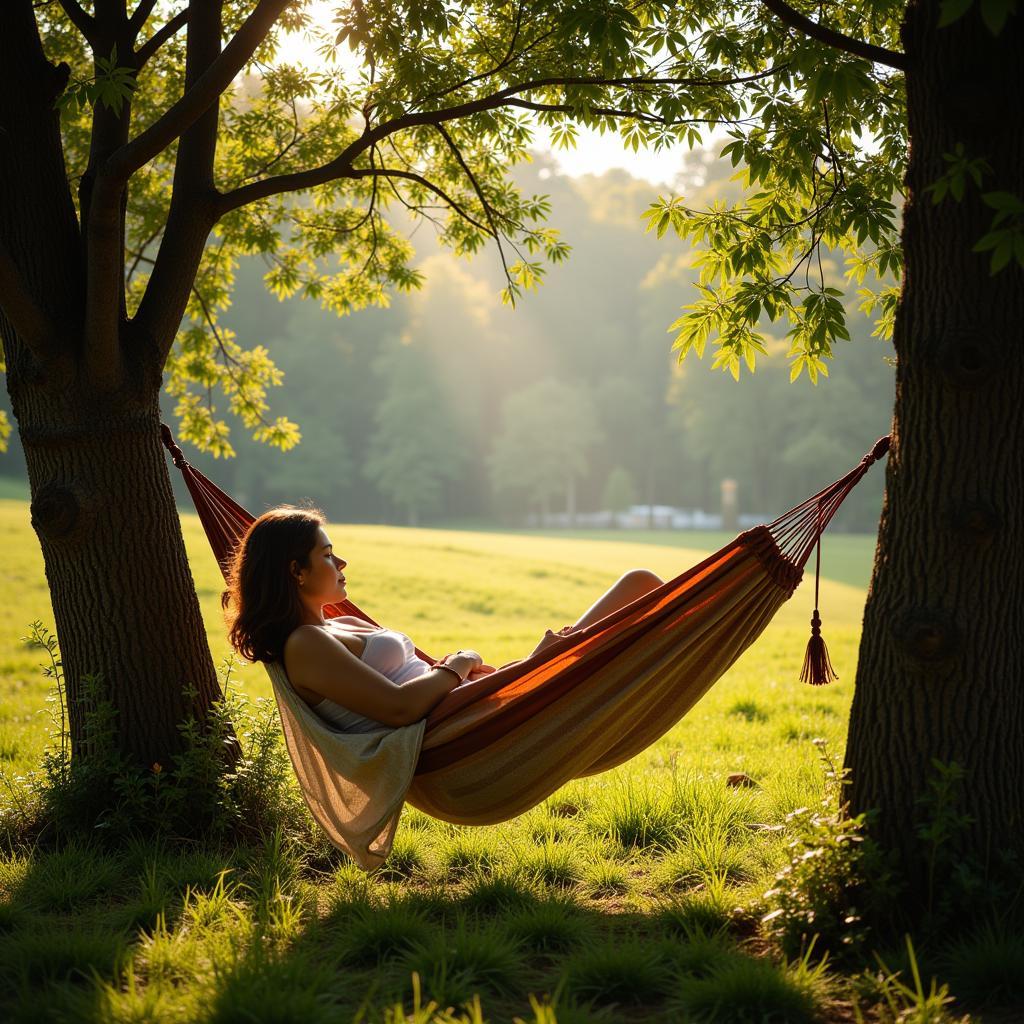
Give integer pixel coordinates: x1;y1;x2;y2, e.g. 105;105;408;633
274;3;700;188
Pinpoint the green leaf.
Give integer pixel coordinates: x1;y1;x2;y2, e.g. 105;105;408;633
990;240;1012;272
938;0;974;26
979;0;1017;33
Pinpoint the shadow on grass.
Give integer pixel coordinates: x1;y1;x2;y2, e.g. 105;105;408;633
0;828;828;1024
5;828;1016;1023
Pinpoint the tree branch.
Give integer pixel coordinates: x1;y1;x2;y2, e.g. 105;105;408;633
215;65;786;217
133;0;224;365
235;92;302;184
761;0;907;71
0;235;59;363
507;97;752;128
190;280;278;433
433;122;514;287
105;0;291;184
81;171;128;388
418;0;532;107
56;0;96;41
128;0;159;36
125;223;163;287
351;167;492;236
136;9;188;68
80;15;137;389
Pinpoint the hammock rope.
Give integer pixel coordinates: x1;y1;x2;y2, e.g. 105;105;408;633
161;425;889;827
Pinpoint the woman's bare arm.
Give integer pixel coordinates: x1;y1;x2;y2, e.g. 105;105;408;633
283;626;472;727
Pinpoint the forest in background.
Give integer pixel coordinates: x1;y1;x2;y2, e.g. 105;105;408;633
0;151;895;530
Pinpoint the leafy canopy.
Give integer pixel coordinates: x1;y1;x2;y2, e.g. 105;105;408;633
646;0;1022;382
26;0;1009;453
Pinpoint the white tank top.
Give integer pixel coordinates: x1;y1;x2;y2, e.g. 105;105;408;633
312;627;433;733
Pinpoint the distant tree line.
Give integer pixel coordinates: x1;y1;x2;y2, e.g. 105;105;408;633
0;157;893;532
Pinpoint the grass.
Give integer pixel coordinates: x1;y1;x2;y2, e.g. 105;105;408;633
672;948;830;1022
561;937;675;1006
0;499;986;1022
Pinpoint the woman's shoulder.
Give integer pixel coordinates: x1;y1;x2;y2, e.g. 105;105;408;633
284;623;370;666
283;626;359;706
285;623;346;657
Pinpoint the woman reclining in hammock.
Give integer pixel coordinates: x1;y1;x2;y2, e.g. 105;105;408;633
223;506;663;731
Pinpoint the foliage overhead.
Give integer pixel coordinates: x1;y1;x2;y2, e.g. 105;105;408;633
646;0;1022;381
21;0;1015;457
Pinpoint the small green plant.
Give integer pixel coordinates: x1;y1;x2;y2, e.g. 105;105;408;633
505;897;591;953
459;868;537;915
579;856;630;898
561;937;673;1006
524;838;582;889
342;899;434;966
586;778;680;851
0;625;310;852
728;699;769;723
673;941;830;1023
659;924;739;979
439;830;500;880
15;836;121;912
938;920;1024;1008
373;973;565;1024
762;739;894;959
861;936;962;1024
401;916;526;1003
914;759;975;927
373;829;428;882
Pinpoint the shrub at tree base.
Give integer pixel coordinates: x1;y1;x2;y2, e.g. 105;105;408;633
761;741;897;961
0;623;314;857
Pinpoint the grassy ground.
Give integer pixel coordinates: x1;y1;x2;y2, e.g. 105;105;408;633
0;500;1012;1022
436;524;878;592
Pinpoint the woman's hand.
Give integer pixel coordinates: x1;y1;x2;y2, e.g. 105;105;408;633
446;649;484;680
466;663;497;681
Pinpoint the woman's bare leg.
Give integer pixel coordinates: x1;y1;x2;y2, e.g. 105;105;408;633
571;568;664;630
529;569;664;657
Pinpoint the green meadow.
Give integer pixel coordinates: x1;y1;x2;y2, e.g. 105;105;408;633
0;499;1010;1022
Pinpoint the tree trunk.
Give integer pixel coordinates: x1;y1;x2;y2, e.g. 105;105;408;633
18;404;224;771
1;8;225;778
845;0;1024;918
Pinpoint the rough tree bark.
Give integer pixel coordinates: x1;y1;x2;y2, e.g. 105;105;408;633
845;0;1024;909
0;5;224;773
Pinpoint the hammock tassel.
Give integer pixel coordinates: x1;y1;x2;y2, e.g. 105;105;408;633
798;504;837;685
800;609;837;685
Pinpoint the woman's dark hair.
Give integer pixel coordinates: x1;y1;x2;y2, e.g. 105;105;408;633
223;505;326;663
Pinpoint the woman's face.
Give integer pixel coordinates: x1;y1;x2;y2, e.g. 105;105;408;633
295;526;347;602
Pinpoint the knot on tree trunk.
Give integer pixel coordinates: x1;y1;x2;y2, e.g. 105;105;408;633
31;482;83;541
936;329;999;390
947;500;1001;545
893;608;961;665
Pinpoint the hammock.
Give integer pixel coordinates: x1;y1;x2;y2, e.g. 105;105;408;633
162;427;888;859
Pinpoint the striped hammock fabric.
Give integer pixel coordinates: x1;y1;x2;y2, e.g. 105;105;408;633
162;427;888;833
